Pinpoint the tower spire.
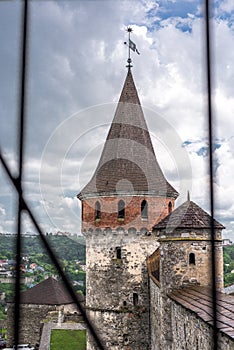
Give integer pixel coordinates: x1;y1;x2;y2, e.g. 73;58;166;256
78;68;178;200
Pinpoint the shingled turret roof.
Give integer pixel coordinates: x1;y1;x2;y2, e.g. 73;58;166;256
15;277;84;305
78;69;178;199
153;200;224;231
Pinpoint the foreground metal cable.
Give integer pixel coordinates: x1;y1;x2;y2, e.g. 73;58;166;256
14;1;29;347
205;1;218;349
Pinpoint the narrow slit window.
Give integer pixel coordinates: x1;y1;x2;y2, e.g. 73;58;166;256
116;247;122;259
133;293;139;306
141;200;148;219
118;200;125;219
95;201;101;220
168;201;172;214
189;252;196;265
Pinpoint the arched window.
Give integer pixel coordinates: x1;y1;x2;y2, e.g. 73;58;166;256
95;201;101;220
133;293;139;306
118;200;125;219
189;252;196;265
141;200;148;219
168;201;172;214
116;247;122;259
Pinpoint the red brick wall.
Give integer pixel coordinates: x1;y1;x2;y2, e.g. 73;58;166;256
81;196;175;232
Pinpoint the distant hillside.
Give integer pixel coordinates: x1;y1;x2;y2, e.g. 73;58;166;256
0;235;86;263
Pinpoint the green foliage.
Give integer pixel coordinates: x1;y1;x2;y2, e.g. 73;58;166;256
0;305;6;320
0;235;87;319
224;245;234;287
0;235;86;263
0;283;14;301
50;329;86;350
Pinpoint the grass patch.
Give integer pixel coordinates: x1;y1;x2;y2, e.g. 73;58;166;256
50;329;86;350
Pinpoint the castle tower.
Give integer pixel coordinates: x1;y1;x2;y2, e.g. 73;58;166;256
77;67;178;350
152;198;224;292
148;198;224;349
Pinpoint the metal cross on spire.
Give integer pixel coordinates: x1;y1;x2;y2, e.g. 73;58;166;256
124;27;140;69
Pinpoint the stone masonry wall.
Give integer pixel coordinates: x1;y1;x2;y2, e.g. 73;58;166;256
149;279;234;350
149;279;161;350
7;303;56;347
86;230;159;350
87;309;150;350
159;231;223;291
171;300;234;350
86;230;159;308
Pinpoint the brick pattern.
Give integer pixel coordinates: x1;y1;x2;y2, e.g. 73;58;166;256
82;196;175;232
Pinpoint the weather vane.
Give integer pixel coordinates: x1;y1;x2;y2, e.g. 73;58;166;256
124;27;140;68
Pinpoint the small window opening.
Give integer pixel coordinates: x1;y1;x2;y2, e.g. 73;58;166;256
133;293;138;306
184;324;186;339
116;247;122;259
141;200;148;219
189;252;196;265
168;201;172;214
95;201;101;220
123;301;127;307
123;335;129;344
118;200;125;219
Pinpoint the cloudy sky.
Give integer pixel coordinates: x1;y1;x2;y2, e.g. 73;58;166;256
0;0;234;239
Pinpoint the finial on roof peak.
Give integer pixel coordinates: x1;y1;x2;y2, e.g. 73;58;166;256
124;26;140;69
187;190;190;202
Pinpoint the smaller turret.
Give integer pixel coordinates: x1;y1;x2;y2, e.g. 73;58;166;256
151;199;224;292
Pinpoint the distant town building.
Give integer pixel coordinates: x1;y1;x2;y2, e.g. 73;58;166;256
223;238;233;246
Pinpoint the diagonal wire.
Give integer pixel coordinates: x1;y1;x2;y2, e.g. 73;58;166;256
3;0;105;348
0;151;106;350
204;1;218;349
14;0;29;347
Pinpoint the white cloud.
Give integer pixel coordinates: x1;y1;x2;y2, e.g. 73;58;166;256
0;205;6;217
218;0;234;13
0;0;233;238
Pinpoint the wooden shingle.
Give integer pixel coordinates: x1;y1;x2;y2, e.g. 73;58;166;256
169;286;234;339
153;200;224;230
78;69;178;199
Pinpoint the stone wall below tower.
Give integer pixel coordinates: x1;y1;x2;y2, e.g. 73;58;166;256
85;229;159;350
85;229;159;309
7;303;56;347
87;308;150;350
149;278;234;350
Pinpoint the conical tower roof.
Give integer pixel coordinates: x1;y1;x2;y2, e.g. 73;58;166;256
153;200;224;231
78;69;178;199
